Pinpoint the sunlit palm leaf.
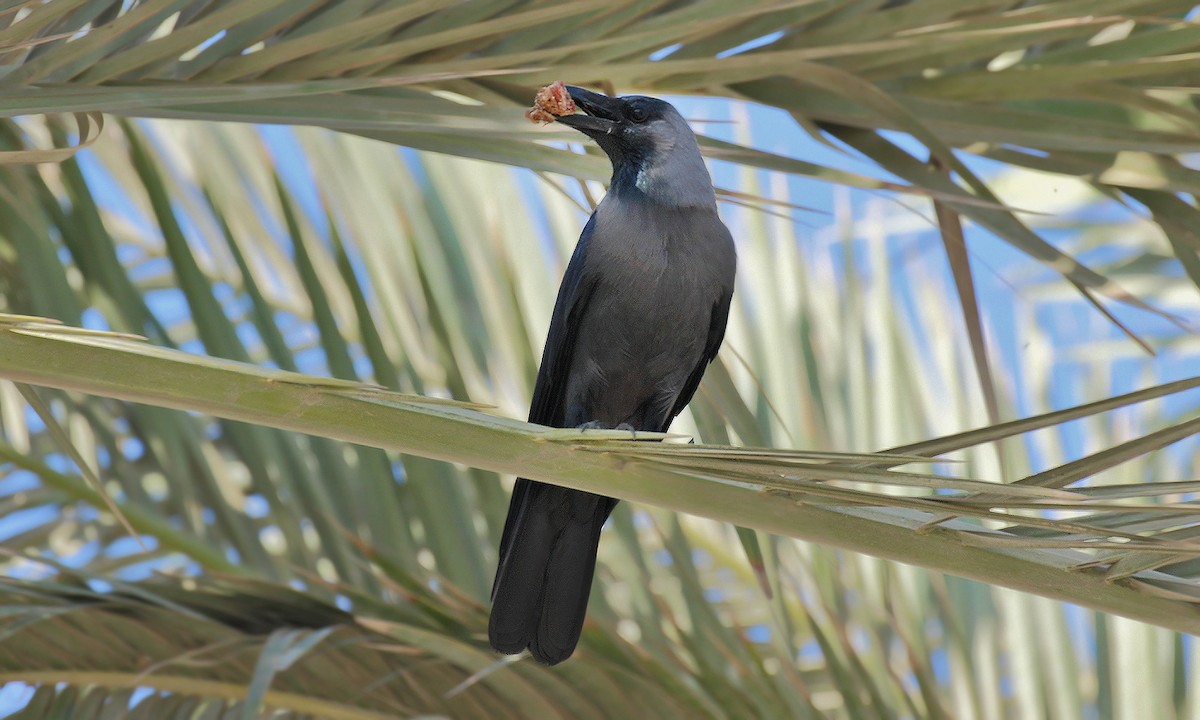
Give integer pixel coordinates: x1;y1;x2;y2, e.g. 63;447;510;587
4;313;1200;632
2;0;1200;304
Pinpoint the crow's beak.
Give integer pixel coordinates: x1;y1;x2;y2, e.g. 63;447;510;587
557;85;621;137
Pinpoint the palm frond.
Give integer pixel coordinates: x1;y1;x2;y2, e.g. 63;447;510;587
4;311;1200;634
0;569;754;719
2;0;1200;307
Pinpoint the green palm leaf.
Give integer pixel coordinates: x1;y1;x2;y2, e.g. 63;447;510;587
5;311;1200;634
1;0;1198;303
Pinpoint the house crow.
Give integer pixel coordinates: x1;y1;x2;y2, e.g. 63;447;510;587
489;86;737;665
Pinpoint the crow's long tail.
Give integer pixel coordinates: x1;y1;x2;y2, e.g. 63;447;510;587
489;479;611;665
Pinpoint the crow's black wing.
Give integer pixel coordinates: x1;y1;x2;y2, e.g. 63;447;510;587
490;215;609;663
665;288;733;429
494;214;599;582
526;213;600;429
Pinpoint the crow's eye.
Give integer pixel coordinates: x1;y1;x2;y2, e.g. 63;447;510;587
629;107;648;123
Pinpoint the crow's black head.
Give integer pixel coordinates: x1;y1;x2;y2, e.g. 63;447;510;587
558;86;713;207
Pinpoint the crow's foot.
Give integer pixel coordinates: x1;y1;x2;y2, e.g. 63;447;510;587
576;421;637;439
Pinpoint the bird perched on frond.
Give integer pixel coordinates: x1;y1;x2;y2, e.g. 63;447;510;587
490;85;737;665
